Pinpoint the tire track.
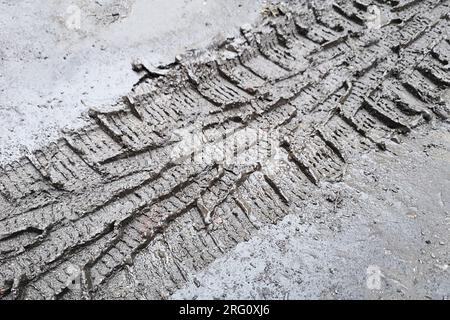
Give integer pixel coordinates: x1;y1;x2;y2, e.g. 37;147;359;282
0;0;449;299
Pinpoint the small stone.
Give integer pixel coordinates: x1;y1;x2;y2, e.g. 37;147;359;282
435;264;448;271
406;212;417;219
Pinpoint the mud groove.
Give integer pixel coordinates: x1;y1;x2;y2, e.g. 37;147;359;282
0;0;449;300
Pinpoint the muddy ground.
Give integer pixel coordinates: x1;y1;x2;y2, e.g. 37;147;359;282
0;0;265;163
0;0;449;300
172;124;450;300
93;123;450;300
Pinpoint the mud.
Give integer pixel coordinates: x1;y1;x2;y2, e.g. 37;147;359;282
172;124;450;300
0;0;449;300
0;0;265;163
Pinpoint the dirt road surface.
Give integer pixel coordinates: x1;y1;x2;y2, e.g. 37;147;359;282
0;0;449;300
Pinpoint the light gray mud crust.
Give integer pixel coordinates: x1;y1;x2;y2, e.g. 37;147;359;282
1;0;450;300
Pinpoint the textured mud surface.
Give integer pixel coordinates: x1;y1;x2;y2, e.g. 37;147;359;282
0;0;265;163
1;0;450;300
171;124;450;300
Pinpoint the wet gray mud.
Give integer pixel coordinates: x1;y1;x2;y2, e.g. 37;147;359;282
0;0;265;163
0;0;450;300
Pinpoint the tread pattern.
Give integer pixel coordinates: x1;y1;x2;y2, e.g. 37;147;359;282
1;0;449;299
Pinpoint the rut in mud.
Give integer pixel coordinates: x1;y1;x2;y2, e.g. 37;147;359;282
0;0;450;300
